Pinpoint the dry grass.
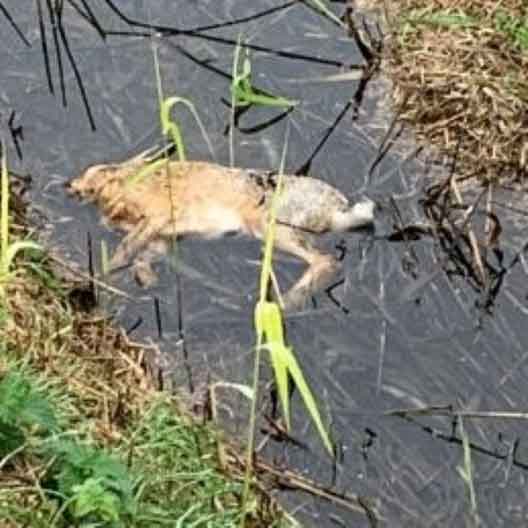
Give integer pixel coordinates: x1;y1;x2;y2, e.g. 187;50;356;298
379;0;528;185
0;247;288;526
4;268;157;444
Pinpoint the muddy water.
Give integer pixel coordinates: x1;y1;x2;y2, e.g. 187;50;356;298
2;2;528;526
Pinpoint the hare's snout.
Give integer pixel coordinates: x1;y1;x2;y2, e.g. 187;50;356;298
64;178;82;196
66;164;117;200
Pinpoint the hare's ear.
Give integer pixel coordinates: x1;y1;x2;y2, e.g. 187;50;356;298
123;146;163;168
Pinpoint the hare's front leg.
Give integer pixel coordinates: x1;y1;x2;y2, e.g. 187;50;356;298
132;239;169;287
109;218;167;274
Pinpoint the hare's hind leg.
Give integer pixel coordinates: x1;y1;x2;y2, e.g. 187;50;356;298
272;225;338;310
109;218;167;274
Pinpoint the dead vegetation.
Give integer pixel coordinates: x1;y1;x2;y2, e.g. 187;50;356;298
1;242;289;525
379;0;528;185
359;1;528;313
4;271;158;441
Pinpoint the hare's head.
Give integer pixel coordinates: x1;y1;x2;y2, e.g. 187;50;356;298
66;163;128;202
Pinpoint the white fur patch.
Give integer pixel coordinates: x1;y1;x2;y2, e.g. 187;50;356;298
331;199;375;231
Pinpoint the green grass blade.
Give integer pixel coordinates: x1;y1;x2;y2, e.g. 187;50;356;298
254;125;333;454
257;122;288;300
282;346;334;456
404;9;477;29
160;97;187;162
4;242;42;272
233;81;298;108
231;48;298;109
256;300;334;455
229;35;243;167
160;96;215;163
0;142;42;283
495;12;528;51
255;301;290;428
242;127;290;527
126;97;213;186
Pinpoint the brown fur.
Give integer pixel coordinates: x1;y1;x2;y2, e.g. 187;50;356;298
68;153;374;309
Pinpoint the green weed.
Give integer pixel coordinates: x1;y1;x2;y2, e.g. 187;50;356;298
0;357;281;527
495;11;528;51
0;142;41;293
231;46;298;109
0;361;134;526
127;399;254;526
127;48;212;188
0;362;60;458
45;440;137;525
251;129;333;452
24;257;64;293
400;7;528;54
401;9;477;30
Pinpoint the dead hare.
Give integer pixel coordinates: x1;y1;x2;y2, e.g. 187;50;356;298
67;151;375;310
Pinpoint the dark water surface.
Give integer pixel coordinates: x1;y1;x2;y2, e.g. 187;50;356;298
2;2;528;526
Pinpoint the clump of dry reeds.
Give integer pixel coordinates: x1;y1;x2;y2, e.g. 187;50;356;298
382;0;528;184
4;270;157;443
1;258;291;526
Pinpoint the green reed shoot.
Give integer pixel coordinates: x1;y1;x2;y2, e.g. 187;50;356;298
240;125;334;527
0;363;59;458
252;134;334;454
495;11;528;51
231;47;298;109
160;96;187;161
126;97;200;187
403;9;477;29
0;141;41;293
128;41;212;187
